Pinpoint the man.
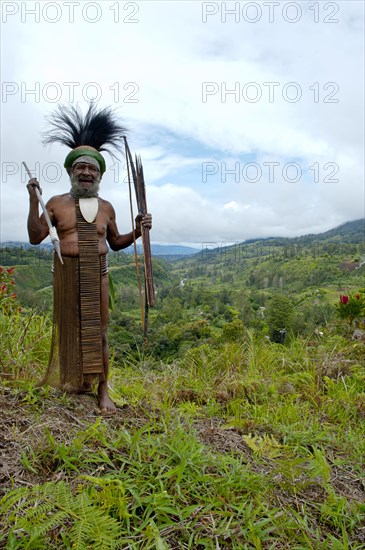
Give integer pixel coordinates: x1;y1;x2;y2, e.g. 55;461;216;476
27;104;151;412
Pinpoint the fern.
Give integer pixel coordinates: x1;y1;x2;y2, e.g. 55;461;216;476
80;475;131;521
243;433;284;458
1;481;123;549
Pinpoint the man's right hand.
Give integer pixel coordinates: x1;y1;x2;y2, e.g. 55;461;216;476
27;178;42;197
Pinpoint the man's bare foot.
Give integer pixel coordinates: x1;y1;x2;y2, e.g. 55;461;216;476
98;381;117;413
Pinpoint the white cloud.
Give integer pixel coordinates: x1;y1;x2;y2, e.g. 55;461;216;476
1;1;364;244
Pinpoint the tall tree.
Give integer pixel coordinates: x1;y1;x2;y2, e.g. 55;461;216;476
267;294;294;343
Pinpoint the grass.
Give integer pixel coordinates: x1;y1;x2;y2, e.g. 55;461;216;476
0;307;51;381
1;325;364;548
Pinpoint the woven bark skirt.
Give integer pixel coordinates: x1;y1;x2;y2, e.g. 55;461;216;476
42;254;107;392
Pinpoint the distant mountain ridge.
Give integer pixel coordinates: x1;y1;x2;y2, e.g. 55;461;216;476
0;241;200;257
243;219;364;246
122;244;200;256
1;219;363;256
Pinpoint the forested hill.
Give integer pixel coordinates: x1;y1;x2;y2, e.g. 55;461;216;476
306;218;365;243
1;219;363;265
177;218;364;265
243;219;364;246
1;218;363;308
171;218;364;294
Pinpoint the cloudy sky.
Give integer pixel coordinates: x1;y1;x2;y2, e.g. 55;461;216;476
1;0;364;247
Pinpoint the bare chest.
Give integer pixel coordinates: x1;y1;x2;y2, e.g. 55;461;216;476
53;200;109;237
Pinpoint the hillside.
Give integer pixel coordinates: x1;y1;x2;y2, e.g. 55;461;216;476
1;332;365;548
3;219;364;350
302;219;365;244
122;244;200;259
1;219;365;547
171;219;365;293
243;219;365;246
0;243;200;262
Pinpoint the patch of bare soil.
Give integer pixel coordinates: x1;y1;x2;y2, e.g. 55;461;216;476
195;418;252;457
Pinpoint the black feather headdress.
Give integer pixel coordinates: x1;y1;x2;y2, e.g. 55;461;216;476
42;103;127;174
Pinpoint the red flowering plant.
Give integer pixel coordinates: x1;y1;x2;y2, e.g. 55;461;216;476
0;266;20;315
335;290;365;327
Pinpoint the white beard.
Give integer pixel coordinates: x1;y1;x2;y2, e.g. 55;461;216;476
70;174;100;198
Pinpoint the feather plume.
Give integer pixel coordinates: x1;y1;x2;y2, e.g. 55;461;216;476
42;103;127;155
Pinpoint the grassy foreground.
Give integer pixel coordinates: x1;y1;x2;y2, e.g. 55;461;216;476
1;322;364;548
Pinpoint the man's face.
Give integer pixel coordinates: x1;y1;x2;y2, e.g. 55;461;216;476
70;162;101;198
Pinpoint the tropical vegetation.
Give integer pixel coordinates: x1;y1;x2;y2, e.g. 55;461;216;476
1;219;364;548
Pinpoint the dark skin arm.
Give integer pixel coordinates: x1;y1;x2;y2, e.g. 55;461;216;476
106;203;152;251
27;178;54;244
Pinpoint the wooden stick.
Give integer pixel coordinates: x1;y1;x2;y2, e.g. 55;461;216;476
123;139;155;342
124;146;145;333
135;155;155;307
23;161;63;265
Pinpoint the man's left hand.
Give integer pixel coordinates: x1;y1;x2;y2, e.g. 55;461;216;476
135;213;152;231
